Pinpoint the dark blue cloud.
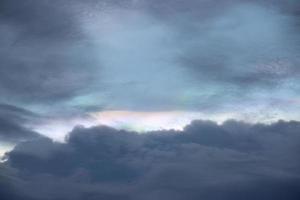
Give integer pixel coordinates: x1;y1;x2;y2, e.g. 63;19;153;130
1;120;300;199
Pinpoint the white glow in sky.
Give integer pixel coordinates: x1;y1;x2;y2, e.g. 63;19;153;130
33;109;300;141
33;110;234;141
91;111;232;132
32;116;99;142
0;142;14;162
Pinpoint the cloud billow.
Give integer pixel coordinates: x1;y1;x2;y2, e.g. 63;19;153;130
1;120;300;200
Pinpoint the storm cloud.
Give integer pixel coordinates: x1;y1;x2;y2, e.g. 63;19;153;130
1;120;299;200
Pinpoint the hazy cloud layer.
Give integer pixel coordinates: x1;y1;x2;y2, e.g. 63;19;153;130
1;120;299;200
0;0;299;116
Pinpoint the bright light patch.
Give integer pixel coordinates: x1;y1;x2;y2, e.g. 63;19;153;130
0;142;14;162
32;116;98;142
91;111;232;132
32;109;300;142
32;111;234;141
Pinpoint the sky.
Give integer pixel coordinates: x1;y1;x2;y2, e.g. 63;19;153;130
0;0;300;200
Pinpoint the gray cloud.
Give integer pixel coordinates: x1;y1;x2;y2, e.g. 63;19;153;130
1;120;300;199
0;104;42;143
0;0;100;108
0;0;82;40
0;0;299;113
173;3;300;89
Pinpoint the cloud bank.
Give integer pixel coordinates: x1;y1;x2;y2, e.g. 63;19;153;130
1;120;300;200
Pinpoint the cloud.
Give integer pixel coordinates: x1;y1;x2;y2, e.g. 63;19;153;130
0;0;298;131
176;4;300;88
0;1;299;198
0;0;299;114
0;0;101;108
1;120;300;199
0;104;41;143
0;0;82;40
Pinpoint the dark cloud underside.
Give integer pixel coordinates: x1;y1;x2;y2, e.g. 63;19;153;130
1;120;300;200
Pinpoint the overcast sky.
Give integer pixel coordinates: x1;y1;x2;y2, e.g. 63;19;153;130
1;0;300;119
0;1;300;200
